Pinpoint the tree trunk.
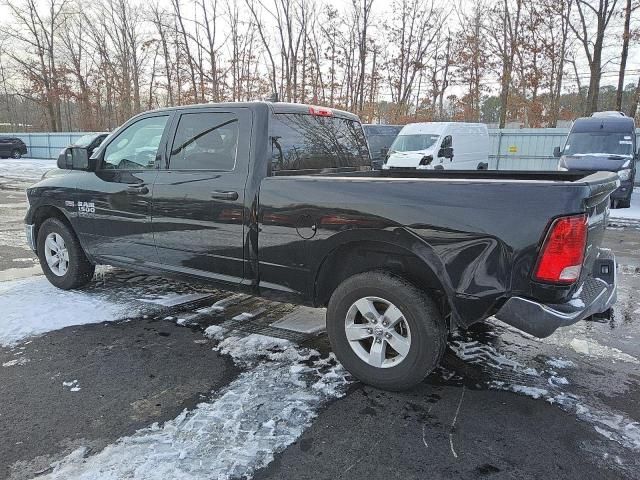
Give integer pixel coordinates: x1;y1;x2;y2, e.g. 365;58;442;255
616;0;632;111
628;76;640;119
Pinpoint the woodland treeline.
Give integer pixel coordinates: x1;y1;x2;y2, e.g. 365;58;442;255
0;0;638;132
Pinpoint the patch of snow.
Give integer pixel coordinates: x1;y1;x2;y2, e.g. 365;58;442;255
203;325;225;341
0;158;57;181
457;333;640;453
2;357;29;367
0;276;144;347
39;333;349;480
609;188;640;220
574;403;640;451
490;381;549;399
450;339;539;375
569;338;639;364
548;376;569;387
62;380;81;392
546;358;575;369
138;293;213;307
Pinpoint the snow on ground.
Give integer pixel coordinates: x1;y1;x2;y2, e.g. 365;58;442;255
40;328;348;480
0;276;148;347
610;187;640;220
452;335;640;452
0;158;57;182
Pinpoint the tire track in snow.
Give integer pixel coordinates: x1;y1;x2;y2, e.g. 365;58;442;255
38;313;349;480
450;336;640;456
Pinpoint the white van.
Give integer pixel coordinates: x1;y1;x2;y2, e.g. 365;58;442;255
382;122;492;170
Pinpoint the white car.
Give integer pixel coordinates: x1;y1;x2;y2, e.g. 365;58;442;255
383;122;492;170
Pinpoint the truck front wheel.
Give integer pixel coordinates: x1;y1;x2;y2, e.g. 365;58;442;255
37;218;95;290
326;271;447;391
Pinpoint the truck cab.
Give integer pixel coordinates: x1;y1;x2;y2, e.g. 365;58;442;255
555;112;637;208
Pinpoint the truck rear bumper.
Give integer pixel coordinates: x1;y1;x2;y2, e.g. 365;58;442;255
495;250;616;338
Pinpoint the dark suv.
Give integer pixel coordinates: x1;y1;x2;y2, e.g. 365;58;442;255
0;136;28;159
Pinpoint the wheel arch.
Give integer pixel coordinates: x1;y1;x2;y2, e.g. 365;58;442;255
31;205;76;254
312;237;454;322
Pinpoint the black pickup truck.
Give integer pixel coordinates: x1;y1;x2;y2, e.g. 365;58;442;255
25;102;618;390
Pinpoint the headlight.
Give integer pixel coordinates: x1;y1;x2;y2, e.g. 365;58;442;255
618;169;632;181
419;155;433;166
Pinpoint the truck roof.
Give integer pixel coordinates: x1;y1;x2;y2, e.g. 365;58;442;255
572;115;635;133
145;101;360;122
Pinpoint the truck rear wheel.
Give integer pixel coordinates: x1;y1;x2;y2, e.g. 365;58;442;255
37;218;95;290
326;271;447;391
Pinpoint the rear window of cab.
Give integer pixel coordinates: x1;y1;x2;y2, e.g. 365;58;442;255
270;113;370;173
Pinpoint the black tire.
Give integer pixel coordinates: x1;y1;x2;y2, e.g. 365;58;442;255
618;197;631;209
11;149;21;159
37;218;95;290
326;271;447;391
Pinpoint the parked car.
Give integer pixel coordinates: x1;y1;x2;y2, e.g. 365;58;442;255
0;136;28;159
362;124;402;169
71;132;110;157
554;111;637;208
383;122;491;170
25;102;618;391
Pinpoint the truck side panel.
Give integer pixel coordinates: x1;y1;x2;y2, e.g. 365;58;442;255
257;176;592;326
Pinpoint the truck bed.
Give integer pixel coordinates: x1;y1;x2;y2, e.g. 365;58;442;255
276;166;614;184
258;168;618;328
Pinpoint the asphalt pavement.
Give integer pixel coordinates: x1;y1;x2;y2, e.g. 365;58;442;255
1;160;639;480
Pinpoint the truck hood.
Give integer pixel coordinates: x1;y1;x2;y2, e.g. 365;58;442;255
385;148;435;168
560;154;630;172
41;168;68;180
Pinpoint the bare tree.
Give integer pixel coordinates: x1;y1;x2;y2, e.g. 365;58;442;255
452;1;490;122
570;0;619;115
487;0;523;128
385;0;444;115
1;0;68;130
615;0;638;111
150;3;175;106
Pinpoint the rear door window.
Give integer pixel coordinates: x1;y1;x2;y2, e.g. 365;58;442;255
270;113;370;173
169;112;239;171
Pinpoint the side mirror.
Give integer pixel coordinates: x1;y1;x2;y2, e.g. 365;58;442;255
553;146;561;158
438;146;453;159
57;147;90;171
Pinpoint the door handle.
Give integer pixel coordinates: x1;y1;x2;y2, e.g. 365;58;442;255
211;190;239;201
127;184;149;195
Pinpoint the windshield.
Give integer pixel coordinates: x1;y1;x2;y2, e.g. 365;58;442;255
73;134;99;148
563;132;634;157
390;134;440;153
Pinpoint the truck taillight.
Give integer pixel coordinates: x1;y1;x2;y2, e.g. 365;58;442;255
309;106;333;117
533;214;587;285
